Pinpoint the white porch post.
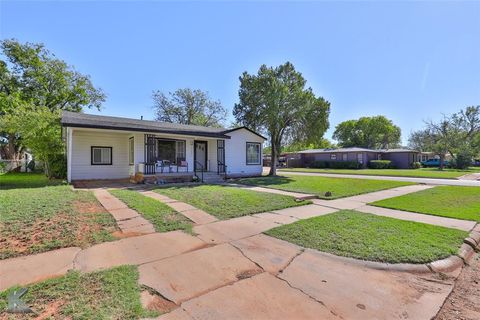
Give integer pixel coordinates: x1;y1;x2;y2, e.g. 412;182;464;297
67;127;73;183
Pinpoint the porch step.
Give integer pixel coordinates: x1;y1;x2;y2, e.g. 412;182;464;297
197;172;225;183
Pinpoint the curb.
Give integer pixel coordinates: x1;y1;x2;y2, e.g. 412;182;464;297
323;225;480;275
425;225;479;274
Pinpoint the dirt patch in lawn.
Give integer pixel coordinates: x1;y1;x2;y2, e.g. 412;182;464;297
0;200;118;260
435;253;480;320
73;200;105;214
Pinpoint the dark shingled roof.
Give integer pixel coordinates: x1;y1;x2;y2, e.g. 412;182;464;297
61;111;266;140
298;147;419;154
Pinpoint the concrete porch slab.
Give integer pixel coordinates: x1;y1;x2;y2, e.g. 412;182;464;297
279;249;454;320
74;231;206;272
272;204;337;219
231;234;302;274
0;247;81;290
181;272;335;319
193;216;278;244
139;244;262;304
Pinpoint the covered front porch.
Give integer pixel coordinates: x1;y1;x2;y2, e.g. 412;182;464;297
132;133;227;181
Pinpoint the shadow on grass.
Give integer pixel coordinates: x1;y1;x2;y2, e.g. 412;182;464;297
0;172;65;190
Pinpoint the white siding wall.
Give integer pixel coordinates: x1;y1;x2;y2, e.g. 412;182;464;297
68;128;264;180
224;129;264;176
71;130;130;180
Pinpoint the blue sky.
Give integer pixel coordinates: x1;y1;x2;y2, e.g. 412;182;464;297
1;1;479;145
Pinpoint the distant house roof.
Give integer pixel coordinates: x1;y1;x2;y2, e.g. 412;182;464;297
298;147;375;154
379;148;419;153
61;111;266;140
297;147;418;154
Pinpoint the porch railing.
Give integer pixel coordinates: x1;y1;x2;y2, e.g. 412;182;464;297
217;160;228;180
194;160;205;183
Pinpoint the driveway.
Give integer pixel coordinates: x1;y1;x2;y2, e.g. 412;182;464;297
150;233;454;320
274;169;480;187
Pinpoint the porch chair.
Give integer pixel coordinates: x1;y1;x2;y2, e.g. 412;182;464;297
176;158;188;172
156;160;172;173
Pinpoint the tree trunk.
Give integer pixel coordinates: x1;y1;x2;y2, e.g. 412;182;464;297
269;138;277;176
3;134;21;160
439;153;445;170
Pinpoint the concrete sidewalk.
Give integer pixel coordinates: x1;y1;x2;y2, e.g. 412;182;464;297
279;170;480;186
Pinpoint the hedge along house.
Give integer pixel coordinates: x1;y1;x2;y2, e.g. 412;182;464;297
297;147;420;169
61;111;266;183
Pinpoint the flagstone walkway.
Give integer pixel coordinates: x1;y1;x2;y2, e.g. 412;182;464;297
94;189;156;234
139;190;218;225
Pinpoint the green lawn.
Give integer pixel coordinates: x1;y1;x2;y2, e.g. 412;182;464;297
0;265;157;319
154;185;310;220
266;210;467;264
0;182;117;260
371;186;480;221
279;167;480;179
0;172;64;189
110;189;192;233
236;175;414;199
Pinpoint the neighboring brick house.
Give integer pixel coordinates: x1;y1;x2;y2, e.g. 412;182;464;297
296;147;420;169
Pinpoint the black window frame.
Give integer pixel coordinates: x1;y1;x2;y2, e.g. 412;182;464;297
246;142;261;165
91;146;113;165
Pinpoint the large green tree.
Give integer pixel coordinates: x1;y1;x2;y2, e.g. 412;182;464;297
152;88;227;127
333;116;401;149
1;104;64;178
0;39;105;166
409;106;480;169
233;62;330;175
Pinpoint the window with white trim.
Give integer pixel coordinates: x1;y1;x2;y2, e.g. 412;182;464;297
342;153;348;161
246;142;261;165
330;154;337;160
91;147;112;165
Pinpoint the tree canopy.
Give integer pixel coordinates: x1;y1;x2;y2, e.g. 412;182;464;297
409;106;480;169
152;88;227;127
233;62;330;175
0;39;105;176
333;116;401;149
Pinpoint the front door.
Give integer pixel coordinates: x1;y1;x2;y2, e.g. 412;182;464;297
194;141;207;171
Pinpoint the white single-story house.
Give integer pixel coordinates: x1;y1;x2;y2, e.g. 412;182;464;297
61;111;266;183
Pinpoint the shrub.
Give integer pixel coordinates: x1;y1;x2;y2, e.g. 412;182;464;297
368;160;392;169
410;162;421;169
0;161;6;173
311;160;361;169
454;150;473;169
311;160;328;168
49;153;67;179
330;161;362;169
